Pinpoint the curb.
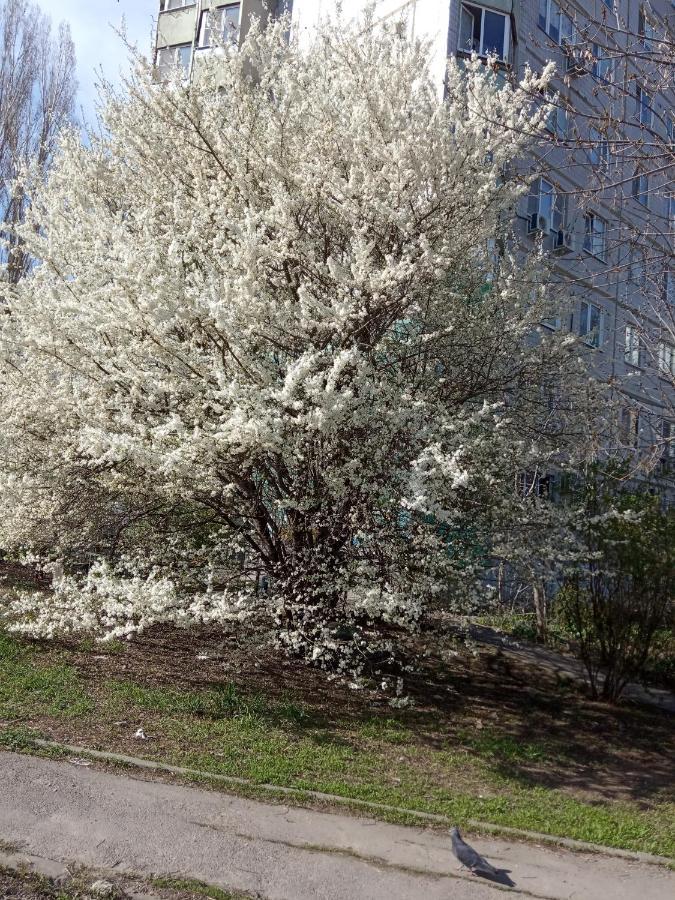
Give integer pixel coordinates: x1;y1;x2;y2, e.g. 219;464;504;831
23;737;673;869
0;848;71;884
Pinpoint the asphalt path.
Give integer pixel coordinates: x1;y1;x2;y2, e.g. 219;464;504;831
1;752;673;899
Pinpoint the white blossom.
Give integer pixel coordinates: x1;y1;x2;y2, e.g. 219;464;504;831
0;16;598;675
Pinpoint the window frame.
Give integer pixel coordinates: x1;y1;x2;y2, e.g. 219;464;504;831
538;0;573;46
159;0;196;11
544;88;568;138
579;300;605;348
620;407;640;448
665;115;675;149
632;169;649;207
527;176;567;236
638;6;656;51
662;420;675;464
197;2;241;50
583;212;607;261
624;324;642;367
629;248;647;289
636;84;653;127
665;270;675;306
156;43;192;77
657;341;675;377
458;2;511;62
588;126;610;171
591;42;611;80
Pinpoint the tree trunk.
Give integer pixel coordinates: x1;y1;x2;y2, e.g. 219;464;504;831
533;580;547;642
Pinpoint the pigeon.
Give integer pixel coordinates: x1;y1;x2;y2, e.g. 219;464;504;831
450;826;500;878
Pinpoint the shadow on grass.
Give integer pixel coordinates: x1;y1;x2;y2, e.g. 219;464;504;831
4;623;675;813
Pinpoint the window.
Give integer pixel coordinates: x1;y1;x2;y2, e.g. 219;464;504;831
541;313;562;330
638;6;656;51
559;14;576;68
662;421;675;465
591;43;611;80
160;0;194;10
579;301;604;347
624;324;642;366
538;0;572;45
483;237;501;283
669;194;675;232
517;471;555;498
544;89;568;138
588;127;610;171
198;3;241;49
664;271;675;306
620;408;640;447
636;85;653;126
632;169;649;207
459;4;510;61
629;248;647;288
583;213;606;260
156;44;192;78
527;177;567;234
657;341;675;376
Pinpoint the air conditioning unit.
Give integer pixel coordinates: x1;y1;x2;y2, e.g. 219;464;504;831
552;229;573;252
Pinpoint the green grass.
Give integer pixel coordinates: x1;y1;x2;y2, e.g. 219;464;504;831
0;632;92;720
460;728;549;763
151;875;251;899
0;864;249;900
1;628;674;860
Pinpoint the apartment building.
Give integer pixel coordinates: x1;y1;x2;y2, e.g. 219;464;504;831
154;1;675;471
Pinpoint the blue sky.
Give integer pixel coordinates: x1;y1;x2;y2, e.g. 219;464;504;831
38;1;158;125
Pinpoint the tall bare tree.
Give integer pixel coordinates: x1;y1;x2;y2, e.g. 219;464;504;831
0;0;76;283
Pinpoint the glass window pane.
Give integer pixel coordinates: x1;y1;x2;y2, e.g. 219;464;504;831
548;1;560;41
590;305;601;333
540;183;553;220
482;11;505;58
459;5;476;51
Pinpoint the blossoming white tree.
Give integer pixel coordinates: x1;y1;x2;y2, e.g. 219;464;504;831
0;17;598;672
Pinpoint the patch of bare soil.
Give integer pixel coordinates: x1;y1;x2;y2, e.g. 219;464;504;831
20;612;673;810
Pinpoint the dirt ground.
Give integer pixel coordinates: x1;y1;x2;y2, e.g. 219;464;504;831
22;612;672;811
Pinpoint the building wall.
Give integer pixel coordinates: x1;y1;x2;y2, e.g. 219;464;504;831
153;0;675;455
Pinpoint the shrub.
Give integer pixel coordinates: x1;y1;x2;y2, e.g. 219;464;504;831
560;486;674;702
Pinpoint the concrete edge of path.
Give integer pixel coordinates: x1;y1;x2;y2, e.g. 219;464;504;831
0;847;72;884
22;737;673;870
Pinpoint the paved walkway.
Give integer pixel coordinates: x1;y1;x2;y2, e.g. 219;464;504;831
1;752;674;899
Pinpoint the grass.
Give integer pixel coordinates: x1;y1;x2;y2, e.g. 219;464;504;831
0;865;250;900
0;628;674;860
0;867;78;900
151;875;251;899
0;632;92;720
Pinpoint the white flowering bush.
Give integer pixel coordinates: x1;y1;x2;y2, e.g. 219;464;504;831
0;17;594;675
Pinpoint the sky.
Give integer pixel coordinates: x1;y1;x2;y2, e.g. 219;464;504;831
38;0;158;125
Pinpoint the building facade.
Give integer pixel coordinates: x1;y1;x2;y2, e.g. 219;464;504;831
154;1;675;470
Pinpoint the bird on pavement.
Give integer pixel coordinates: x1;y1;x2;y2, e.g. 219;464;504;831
450;826;500;878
